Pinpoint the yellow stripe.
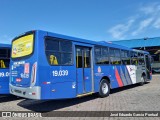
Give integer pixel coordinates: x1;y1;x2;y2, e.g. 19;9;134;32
77;92;94;97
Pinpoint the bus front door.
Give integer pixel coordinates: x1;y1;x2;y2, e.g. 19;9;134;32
76;46;93;95
145;55;151;79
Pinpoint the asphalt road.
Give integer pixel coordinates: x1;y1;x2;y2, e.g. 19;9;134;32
1;75;160;120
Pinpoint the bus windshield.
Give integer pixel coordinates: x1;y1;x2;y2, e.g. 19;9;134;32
12;34;34;58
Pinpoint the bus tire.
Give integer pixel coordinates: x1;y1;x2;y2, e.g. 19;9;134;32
98;79;110;98
139;75;146;86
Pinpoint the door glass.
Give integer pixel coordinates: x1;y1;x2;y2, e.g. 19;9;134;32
76;48;82;68
76;47;91;68
84;48;91;68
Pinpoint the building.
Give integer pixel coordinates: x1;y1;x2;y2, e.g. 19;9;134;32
112;37;160;73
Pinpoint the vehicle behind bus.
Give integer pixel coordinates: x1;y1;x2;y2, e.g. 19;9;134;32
9;30;152;100
0;44;10;94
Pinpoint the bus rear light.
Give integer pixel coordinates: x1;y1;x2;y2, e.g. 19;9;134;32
30;62;37;87
43;82;51;84
16;78;22;82
29;92;36;95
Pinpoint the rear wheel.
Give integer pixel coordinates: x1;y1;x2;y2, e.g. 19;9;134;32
139;75;146;86
98;79;110;98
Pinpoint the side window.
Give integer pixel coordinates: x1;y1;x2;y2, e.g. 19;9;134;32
131;52;138;65
45;37;72;65
45;39;60;65
110;48;121;65
121;50;130;65
109;48;114;64
95;47;101;64
61;41;72;65
138;53;145;65
101;47;109;64
45;39;59;51
95;46;109;64
0;48;10;68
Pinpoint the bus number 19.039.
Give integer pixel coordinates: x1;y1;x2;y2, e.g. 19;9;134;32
52;70;68;76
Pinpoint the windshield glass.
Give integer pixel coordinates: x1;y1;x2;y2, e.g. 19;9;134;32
12;34;34;58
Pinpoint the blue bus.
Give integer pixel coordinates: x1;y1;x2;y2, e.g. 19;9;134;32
9;30;152;99
0;44;10;94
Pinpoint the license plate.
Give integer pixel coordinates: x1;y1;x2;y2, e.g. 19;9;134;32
14;89;22;94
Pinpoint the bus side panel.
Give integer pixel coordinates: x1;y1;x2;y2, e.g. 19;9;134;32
0;69;9;94
37;32;77;99
123;65;132;85
38;66;51;99
50;82;76;99
39;66;77;99
116;66;127;86
111;66;124;88
50;66;76;99
94;65;138;92
117;66;133;86
94;65;120;92
76;68;84;94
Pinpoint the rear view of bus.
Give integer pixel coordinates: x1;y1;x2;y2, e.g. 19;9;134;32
0;44;10;94
9;31;40;99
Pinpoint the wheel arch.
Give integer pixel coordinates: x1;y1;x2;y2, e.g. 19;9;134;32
142;72;146;77
100;76;111;87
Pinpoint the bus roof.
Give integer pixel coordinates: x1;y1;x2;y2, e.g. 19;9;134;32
40;30;132;51
14;30;149;53
0;43;11;48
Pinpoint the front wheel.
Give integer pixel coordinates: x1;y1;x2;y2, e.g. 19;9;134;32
98;79;110;98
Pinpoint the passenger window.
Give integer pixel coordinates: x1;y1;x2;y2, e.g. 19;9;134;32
131;52;138;65
0;60;6;68
45;39;59;51
45;37;72;65
138;53;145;65
121;50;130;65
109;48;121;65
95;46;109;64
61;41;72;52
46;52;60;65
115;49;120;57
109;48;115;57
0;48;10;68
50;55;58;65
61;53;72;65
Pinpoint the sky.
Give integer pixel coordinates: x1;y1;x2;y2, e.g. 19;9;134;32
1;0;160;44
